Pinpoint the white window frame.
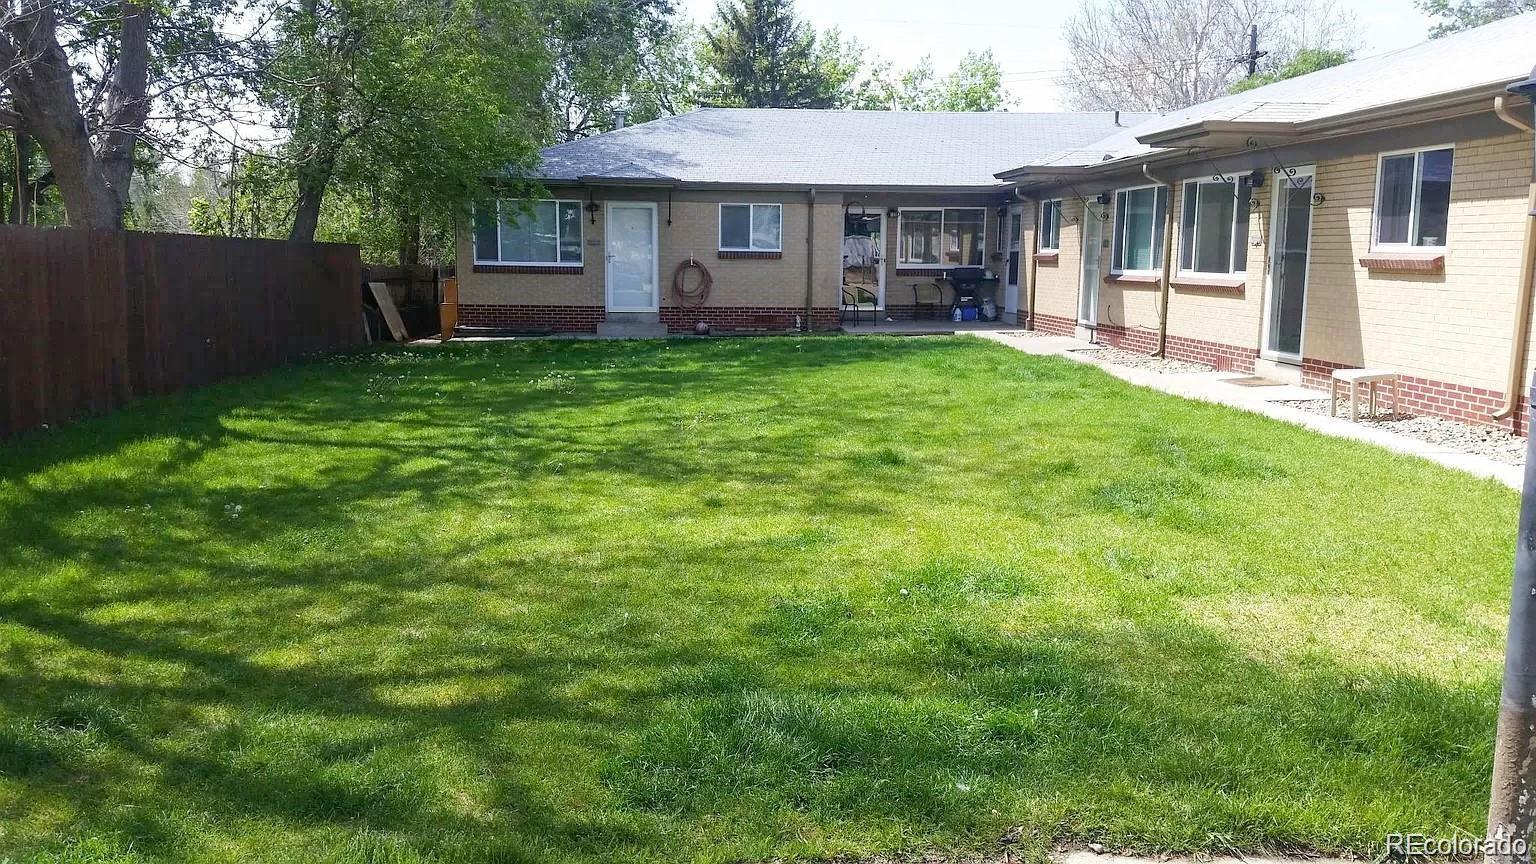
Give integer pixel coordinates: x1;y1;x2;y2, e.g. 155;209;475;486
1178;176;1248;276
718;203;783;253
1111;184;1167;276
1038;199;1062;253
472;199;584;267
1370;144;1455;251
896;207;988;268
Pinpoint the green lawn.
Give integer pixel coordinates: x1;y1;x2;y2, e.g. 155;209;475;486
0;336;1518;864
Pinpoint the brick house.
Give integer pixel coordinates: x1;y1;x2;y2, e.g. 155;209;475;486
456;110;1143;336
1004;13;1536;431
457;12;1536;429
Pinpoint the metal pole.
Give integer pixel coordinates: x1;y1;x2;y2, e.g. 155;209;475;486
1489;404;1536;863
1489;75;1536;864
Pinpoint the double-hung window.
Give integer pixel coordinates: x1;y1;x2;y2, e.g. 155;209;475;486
1179;178;1251;275
719;203;783;252
1038;199;1061;252
1374;146;1453;248
473;199;583;266
897;207;985;266
1111;185;1169;273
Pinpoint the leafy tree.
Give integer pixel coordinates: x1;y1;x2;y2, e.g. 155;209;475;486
1061;0;1359;110
545;0;680;140
264;0;550;242
700;0;851;108
848;51;1011;112
1;0;248;227
1228;47;1353;93
1417;0;1535;35
628;19;704;123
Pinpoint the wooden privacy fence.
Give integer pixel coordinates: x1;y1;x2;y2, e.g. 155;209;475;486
0;226;363;440
361;264;443;339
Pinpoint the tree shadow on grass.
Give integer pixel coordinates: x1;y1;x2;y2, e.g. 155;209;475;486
0;336;1509;862
609;611;1494;857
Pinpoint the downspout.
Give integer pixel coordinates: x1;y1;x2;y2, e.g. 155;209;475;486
804;188;817;331
1015;187;1038;330
1143;163;1176;357
1495;97;1536;425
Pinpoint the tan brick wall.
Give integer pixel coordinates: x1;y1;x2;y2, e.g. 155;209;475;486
457;187;845;312
1303;133;1533;392
1163;182;1268;349
1030;196;1085;324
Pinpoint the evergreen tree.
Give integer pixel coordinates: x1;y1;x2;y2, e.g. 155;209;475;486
701;0;848;108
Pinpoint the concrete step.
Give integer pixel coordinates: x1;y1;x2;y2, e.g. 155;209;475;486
596;313;667;339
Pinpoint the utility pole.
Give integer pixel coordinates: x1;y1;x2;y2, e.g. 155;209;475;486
1489;67;1536;864
1235;25;1269;78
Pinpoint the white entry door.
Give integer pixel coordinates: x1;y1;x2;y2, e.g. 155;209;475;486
605;202;659;312
1263;167;1315;361
1079;209;1102;325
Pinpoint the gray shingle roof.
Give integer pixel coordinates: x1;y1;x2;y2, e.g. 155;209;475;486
1010;11;1536;175
534;109;1154;189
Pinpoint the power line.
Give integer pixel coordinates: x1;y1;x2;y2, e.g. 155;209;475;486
996;54;1245;82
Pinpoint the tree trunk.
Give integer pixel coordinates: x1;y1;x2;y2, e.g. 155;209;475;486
95;2;151;215
25;110;118;228
11;134;31;225
289;154;335;242
397;208;421;267
1;0;148;228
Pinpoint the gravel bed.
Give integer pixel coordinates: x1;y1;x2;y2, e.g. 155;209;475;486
1071;345;1214;374
1286;398;1528;466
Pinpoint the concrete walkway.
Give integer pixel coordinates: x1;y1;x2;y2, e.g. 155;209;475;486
977;331;1525;490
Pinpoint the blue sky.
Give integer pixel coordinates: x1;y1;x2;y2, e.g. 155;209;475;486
677;0;1439;110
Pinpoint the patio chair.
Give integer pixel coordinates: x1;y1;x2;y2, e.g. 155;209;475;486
912;281;945;319
842;286;878;324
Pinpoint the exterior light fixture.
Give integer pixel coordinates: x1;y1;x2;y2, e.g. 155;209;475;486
586;200;600;224
1095;192;1112;205
1508;63;1536;98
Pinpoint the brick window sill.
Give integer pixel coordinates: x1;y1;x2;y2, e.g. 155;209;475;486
718;250;782;260
1171;274;1246;294
1358;252;1445;274
473;264;584;275
1105;273;1160;287
1033;251;1059;264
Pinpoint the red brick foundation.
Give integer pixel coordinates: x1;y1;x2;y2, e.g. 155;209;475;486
663;306;840;333
1094;325;1260;374
1031;311;1078;337
1300;357;1529;434
459;304;605;332
458;304;840;334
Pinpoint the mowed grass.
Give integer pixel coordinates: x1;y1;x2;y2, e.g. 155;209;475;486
0;336;1518;864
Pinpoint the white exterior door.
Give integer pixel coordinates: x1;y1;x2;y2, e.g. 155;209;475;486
605;202;659;312
1079;210;1102;325
1263;167;1315;361
1004;206;1023;317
